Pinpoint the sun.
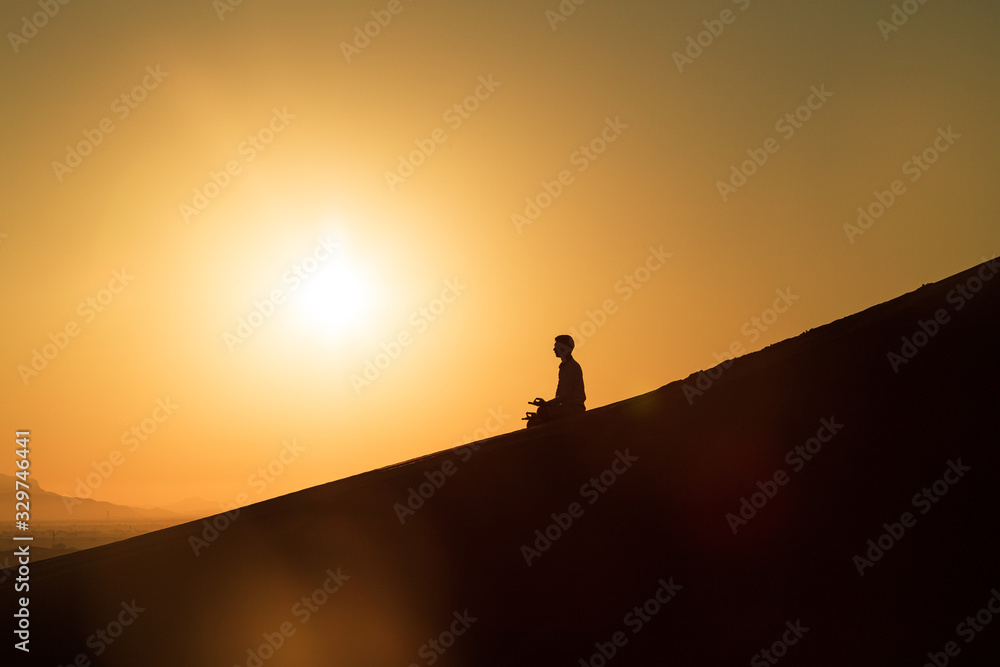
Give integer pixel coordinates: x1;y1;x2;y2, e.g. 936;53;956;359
290;258;377;335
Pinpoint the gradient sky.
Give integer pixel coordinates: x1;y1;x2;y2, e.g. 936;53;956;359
3;0;998;510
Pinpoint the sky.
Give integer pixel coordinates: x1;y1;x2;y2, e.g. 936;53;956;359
3;0;998;510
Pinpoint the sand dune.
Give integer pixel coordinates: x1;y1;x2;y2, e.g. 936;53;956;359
4;260;999;665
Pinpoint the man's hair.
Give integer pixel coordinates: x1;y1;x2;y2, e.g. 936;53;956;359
555;334;575;352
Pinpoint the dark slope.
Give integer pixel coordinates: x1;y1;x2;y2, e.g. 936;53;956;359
5;259;999;666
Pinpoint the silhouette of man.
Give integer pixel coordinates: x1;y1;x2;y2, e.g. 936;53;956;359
527;335;586;427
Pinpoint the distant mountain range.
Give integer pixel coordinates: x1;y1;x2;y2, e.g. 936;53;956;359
0;474;218;522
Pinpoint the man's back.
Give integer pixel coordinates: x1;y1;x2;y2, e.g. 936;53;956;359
556;354;586;406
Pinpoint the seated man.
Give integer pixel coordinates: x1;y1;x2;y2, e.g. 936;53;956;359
525;335;586;427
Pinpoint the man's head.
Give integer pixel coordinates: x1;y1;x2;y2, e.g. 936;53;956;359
553;334;575;359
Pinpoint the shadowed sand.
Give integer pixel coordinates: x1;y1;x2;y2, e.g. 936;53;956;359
4;260;999;666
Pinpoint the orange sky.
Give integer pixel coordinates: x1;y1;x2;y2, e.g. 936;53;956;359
3;0;998;510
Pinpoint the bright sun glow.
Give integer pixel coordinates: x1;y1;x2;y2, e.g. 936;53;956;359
291;259;377;335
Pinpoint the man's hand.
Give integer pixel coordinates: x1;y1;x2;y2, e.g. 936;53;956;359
530;397;546;406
